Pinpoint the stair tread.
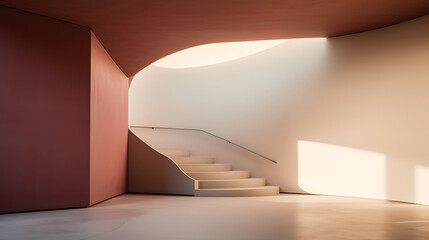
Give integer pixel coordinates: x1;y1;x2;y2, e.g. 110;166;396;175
186;170;248;173
173;157;215;159
158;149;191;157
188;156;215;158
197;186;278;190
158;149;188;151
178;163;231;166
198;178;264;182
158;150;190;153
173;156;214;157
170;156;215;164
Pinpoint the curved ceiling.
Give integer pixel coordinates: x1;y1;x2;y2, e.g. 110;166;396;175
153;39;290;69
0;0;428;76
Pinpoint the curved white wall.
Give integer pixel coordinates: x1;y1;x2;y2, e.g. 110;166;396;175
130;15;429;205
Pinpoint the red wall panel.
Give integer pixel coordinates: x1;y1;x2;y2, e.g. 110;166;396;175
90;32;128;205
0;6;91;213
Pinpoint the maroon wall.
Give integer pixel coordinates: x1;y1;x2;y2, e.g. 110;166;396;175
0;6;91;213
90;32;128;205
1;0;428;76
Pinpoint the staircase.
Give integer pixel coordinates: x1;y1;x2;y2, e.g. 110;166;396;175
159;149;279;197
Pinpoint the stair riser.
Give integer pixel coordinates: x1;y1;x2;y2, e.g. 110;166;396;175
171;157;215;164
180;164;232;172
198;179;265;189
187;171;250;180
195;187;280;197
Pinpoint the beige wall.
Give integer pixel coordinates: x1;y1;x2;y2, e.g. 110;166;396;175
129;15;429;204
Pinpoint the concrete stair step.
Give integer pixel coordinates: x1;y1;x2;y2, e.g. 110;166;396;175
197;178;266;189
171;156;215;164
158;149;190;157
186;171;250;180
178;163;232;172
195;186;280;197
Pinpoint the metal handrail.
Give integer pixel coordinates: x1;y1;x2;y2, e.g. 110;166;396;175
129;126;278;164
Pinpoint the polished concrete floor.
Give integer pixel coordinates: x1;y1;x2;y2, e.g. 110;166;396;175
1;193;429;240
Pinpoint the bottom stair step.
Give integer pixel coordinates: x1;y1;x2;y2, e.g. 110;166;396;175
197;178;266;189
195;186;279;197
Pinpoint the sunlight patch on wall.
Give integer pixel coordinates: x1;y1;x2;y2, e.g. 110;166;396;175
298;141;386;200
152;38;326;69
415;165;429;205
